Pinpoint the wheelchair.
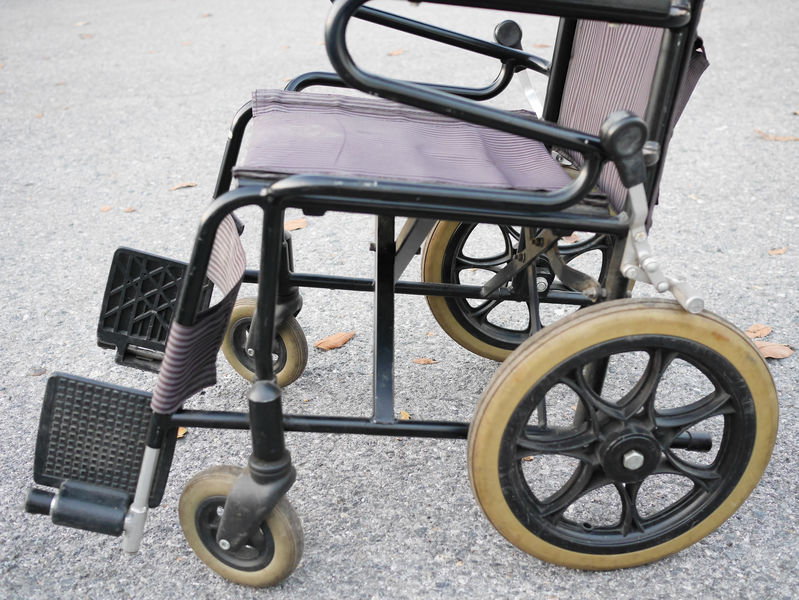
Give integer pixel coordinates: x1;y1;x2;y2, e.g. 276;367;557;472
24;0;779;588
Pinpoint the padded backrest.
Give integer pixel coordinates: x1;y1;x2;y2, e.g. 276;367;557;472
557;20;708;211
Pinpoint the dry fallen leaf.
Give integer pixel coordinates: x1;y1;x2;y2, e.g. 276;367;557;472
284;217;307;231
412;357;438;365
532;42;551;48
79;33;94;40
74;21;90;26
388;49;405;56
768;246;787;256
455;560;463;566
123;207;136;213
0;63;4;69
426;331;435;337
794;110;799;116
754;341;794;359
755;129;799;142
181;41;193;46
100;205;113;213
169;182;197;191
561;233;580;244
34;113;43;119
522;456;534;462
28;366;47;377
745;324;772;339
176;427;188;439
399;410;412;420
315;331;355;350
200;12;212;18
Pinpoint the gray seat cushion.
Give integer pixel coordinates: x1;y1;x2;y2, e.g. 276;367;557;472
234;89;574;192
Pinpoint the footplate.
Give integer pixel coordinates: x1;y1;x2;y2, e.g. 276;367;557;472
97;248;214;372
33;373;177;508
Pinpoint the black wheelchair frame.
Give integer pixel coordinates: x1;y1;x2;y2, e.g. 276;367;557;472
24;0;780;587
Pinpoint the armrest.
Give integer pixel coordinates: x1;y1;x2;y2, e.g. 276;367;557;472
353;5;549;75
284;67;516;101
325;0;608;211
417;0;690;27
327;0;601;155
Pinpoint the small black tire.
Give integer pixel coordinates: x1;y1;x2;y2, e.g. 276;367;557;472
179;465;303;587
221;298;308;386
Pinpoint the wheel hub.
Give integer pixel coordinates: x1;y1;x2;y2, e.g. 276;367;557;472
599;429;661;483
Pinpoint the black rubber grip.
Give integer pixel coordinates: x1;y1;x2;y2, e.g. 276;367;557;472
25;488;55;516
51;480;130;537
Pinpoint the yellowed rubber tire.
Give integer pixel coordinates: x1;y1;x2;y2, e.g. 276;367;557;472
221;298;308;386
468;298;778;570
179;465;303;587
422;221;513;362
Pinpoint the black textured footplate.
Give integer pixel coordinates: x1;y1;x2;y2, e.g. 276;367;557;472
97;248;214;372
34;373;177;508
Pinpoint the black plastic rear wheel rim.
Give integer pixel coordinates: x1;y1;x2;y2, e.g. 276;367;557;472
497;335;756;554
195;495;276;571
441;224;612;348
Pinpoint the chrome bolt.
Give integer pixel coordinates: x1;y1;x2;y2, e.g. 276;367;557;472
623;265;639;279
622;450;645;471
246;348;255;357
642;257;659;273
536;277;548;293
218;539;231;551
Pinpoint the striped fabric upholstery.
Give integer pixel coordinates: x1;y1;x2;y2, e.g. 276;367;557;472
151;215;246;414
558;21;708;211
234;90;573;191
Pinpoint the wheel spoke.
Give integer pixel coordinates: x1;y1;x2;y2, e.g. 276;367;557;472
570;368;620;424
617;349;678;421
455;253;512;272
516;425;598;462
560;234;611;261
653;455;721;493
616;481;646;535
502;225;521;244
657;390;734;428
467;298;501;320
538;463;610;520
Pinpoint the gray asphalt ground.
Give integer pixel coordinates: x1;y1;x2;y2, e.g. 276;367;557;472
1;1;798;598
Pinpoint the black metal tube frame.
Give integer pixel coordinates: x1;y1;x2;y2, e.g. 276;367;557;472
172;0;705;442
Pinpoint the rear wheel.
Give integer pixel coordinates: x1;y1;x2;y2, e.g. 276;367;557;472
468;299;778;568
422;221;612;361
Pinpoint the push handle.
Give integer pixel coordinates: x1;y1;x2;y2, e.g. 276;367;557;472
600;111;648;188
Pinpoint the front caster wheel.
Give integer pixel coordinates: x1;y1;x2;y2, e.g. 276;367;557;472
179;465;303;587
221;298;308;386
468;299;778;569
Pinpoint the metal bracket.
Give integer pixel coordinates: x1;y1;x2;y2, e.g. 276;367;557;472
480;228;604;303
619;184;704;313
541;229;604;302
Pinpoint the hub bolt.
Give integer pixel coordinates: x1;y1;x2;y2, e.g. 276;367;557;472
622;450;645;471
536;277;548;293
218;538;231;551
246;348;255;357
